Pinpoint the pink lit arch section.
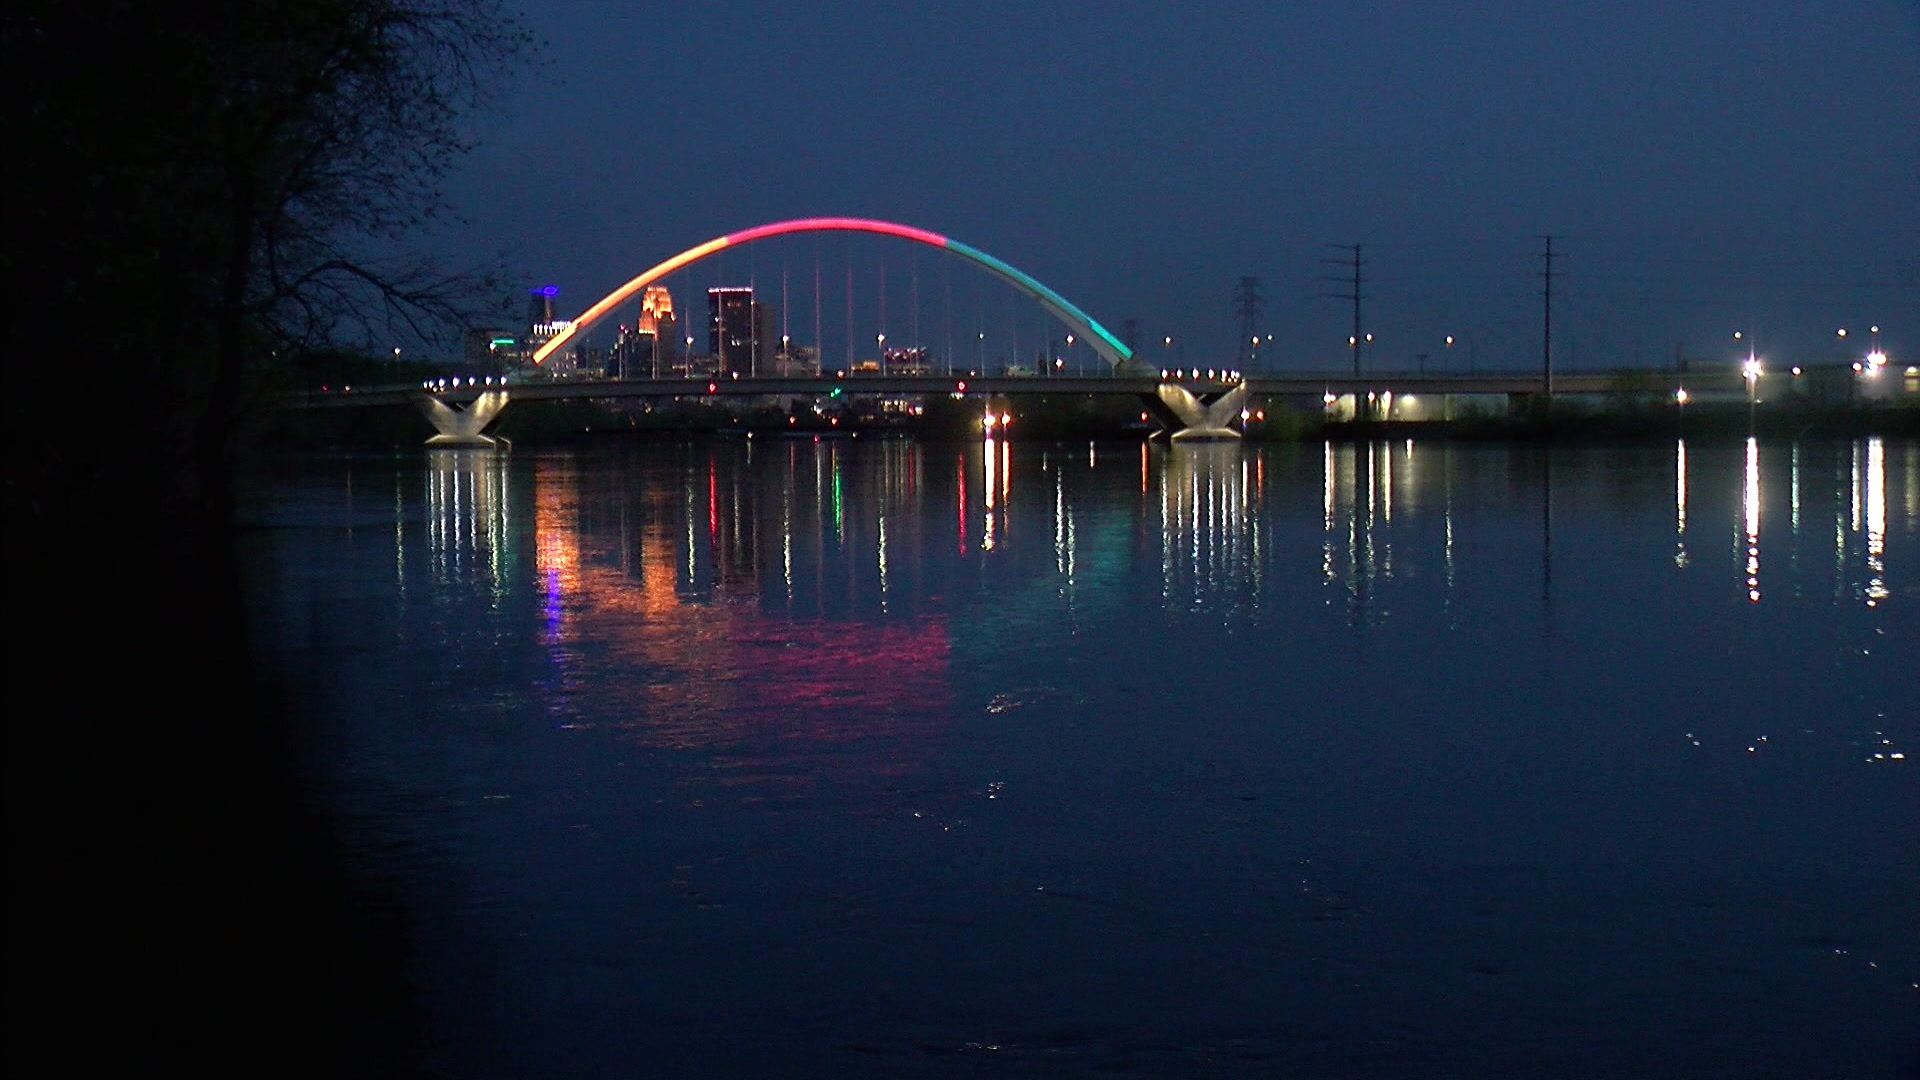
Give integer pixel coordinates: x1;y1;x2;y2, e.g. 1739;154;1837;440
529;217;1135;370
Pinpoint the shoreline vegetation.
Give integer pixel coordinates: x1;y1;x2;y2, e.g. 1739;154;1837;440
9;4;528;1076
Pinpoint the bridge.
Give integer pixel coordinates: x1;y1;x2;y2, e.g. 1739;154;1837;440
305;368;1764;445
293;215;1784;445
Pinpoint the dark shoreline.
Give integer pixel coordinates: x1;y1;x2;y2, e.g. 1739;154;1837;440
270;393;1920;450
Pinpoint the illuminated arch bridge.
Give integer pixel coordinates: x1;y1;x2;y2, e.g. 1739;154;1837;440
531;217;1148;374
409;218;1248;444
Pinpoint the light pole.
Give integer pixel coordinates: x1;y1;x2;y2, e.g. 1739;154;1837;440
877;333;886;375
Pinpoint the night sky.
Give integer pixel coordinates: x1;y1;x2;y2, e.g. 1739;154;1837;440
440;0;1918;374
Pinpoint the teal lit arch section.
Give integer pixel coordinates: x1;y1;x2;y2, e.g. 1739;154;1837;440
531;217;1141;372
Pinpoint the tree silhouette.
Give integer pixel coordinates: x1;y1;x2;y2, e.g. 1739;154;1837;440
4;10;532;1068
5;0;528;521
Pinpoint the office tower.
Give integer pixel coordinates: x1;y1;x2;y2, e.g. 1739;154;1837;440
708;287;757;377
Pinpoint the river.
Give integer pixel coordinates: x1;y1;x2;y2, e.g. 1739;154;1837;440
245;435;1917;1078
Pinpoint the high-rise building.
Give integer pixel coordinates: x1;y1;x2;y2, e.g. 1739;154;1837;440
708;287;765;377
524;285;572;370
637;285;673;335
612;286;678;378
527;285;558;327
654;310;680;374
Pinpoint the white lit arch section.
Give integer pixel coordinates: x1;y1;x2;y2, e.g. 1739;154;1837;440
530;217;1138;371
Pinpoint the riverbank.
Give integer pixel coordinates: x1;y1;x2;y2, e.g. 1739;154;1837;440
271;392;1920;449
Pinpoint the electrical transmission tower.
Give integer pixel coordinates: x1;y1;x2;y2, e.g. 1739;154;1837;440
1537;235;1559;401
1321;243;1366;377
1232;276;1264;368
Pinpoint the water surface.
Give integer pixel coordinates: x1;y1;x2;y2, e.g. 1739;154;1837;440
249;436;1917;1078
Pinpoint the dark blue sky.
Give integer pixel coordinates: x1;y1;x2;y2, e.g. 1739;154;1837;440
443;0;1918;373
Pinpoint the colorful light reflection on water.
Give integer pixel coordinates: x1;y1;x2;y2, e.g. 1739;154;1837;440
257;437;1917;1079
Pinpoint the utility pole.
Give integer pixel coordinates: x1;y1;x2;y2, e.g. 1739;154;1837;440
1322;244;1366;414
1538;234;1559;404
1231;277;1264;368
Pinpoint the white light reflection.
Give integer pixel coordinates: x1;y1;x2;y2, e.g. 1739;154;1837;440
1160;444;1253;613
424;448;512;597
1674;439;1690;568
877;513;890;610
1379;438;1394;526
1865;437;1887;606
1743;437;1761;602
394;469;406;595
1907;443;1918;528
1908;442;1919;528
1052;465;1078;593
1443;444;1457;599
1053;467;1068;576
1319;442;1338;584
1790;443;1802;536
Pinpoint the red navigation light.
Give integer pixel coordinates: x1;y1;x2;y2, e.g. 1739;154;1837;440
956;380;967;392
707;382;717;393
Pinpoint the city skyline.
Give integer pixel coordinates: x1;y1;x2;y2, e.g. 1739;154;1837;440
436;0;1917;375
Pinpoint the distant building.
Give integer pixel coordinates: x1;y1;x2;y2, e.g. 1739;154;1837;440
463;328;520;372
524;285;569;370
654;310;681;375
615;285;677;378
773;343;820;376
524;318;575;373
638;285;673;334
708;287;777;377
882;346;932;374
527;285;558;327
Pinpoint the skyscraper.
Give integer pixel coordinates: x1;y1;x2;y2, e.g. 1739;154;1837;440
626;285;674;377
708;287;758;377
524;285;570;369
527;285;558;327
637;285;673;335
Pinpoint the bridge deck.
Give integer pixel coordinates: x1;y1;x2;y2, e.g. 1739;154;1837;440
301;370;1745;408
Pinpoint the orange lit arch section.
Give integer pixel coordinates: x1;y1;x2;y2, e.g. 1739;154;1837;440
529;217;1138;371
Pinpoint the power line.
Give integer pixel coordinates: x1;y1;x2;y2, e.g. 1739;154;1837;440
1231;276;1264;367
1538;235;1559;399
1322;243;1367;380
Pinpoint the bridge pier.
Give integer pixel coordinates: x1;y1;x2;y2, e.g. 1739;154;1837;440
1152;383;1249;440
415;390;510;447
